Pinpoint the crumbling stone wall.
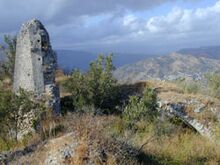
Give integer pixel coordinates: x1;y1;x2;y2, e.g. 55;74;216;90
13;19;60;113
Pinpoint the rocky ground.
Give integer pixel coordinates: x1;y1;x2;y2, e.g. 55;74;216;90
3;115;142;165
11;133;77;165
150;80;220;124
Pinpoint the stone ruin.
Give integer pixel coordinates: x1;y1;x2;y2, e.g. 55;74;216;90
13;19;60;114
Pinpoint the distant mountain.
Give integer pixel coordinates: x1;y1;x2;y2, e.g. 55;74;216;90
177;46;220;59
55;50;153;71
114;53;220;83
110;53;155;68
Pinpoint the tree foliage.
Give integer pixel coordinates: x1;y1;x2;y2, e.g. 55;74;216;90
0;88;38;142
205;73;220;97
0;35;16;78
174;78;201;94
64;69;89;111
63;54;119;113
123;88;158;129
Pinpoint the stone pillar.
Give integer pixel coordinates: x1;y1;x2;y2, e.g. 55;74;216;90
13;19;60;114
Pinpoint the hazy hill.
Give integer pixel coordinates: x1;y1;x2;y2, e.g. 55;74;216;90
114;53;220;83
177;46;220;59
56;45;220;72
56;50;153;71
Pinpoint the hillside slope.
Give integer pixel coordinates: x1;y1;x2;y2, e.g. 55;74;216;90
177;46;220;59
114;53;220;83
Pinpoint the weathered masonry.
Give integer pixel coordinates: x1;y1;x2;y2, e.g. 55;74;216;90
13;19;60;113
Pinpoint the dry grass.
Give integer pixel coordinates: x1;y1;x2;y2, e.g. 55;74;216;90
55;69;71;97
65;114;220;165
55;69;68;84
64;114;139;165
112;118;220;165
134;130;220;164
4;77;220;165
12;114;140;165
8;112;220;165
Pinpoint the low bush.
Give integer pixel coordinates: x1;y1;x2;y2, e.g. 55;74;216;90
123;88;158;130
205;73;220;98
63;55;121;114
0;87;48;151
174;78;201;94
0;35;16;79
0;88;37;142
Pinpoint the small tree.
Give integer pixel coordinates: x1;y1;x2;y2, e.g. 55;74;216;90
63;54;119;113
0;88;37;142
64;69;90;111
87;54;118;110
123;88;158;130
0;87;12;144
0;35;16;78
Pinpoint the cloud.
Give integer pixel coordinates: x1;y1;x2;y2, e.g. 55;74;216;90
137;1;220;53
0;0;168;44
0;0;218;54
69;0;220;53
145;1;220;34
0;0;194;32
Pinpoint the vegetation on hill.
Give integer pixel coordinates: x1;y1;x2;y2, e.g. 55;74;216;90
0;38;220;164
0;35;16;79
123;88;158;130
0;88;43;149
9;109;220;165
205;73;220;98
174;73;220;99
63;55;120;113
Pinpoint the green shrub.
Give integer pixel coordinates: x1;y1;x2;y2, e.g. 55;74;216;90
174;78;201;94
0;35;16;79
123;88;158;130
154;117;183;138
0;88;41;142
63;69;89;111
63;55;120;114
205;73;220;97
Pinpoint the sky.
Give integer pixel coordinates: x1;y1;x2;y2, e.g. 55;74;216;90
0;0;220;55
